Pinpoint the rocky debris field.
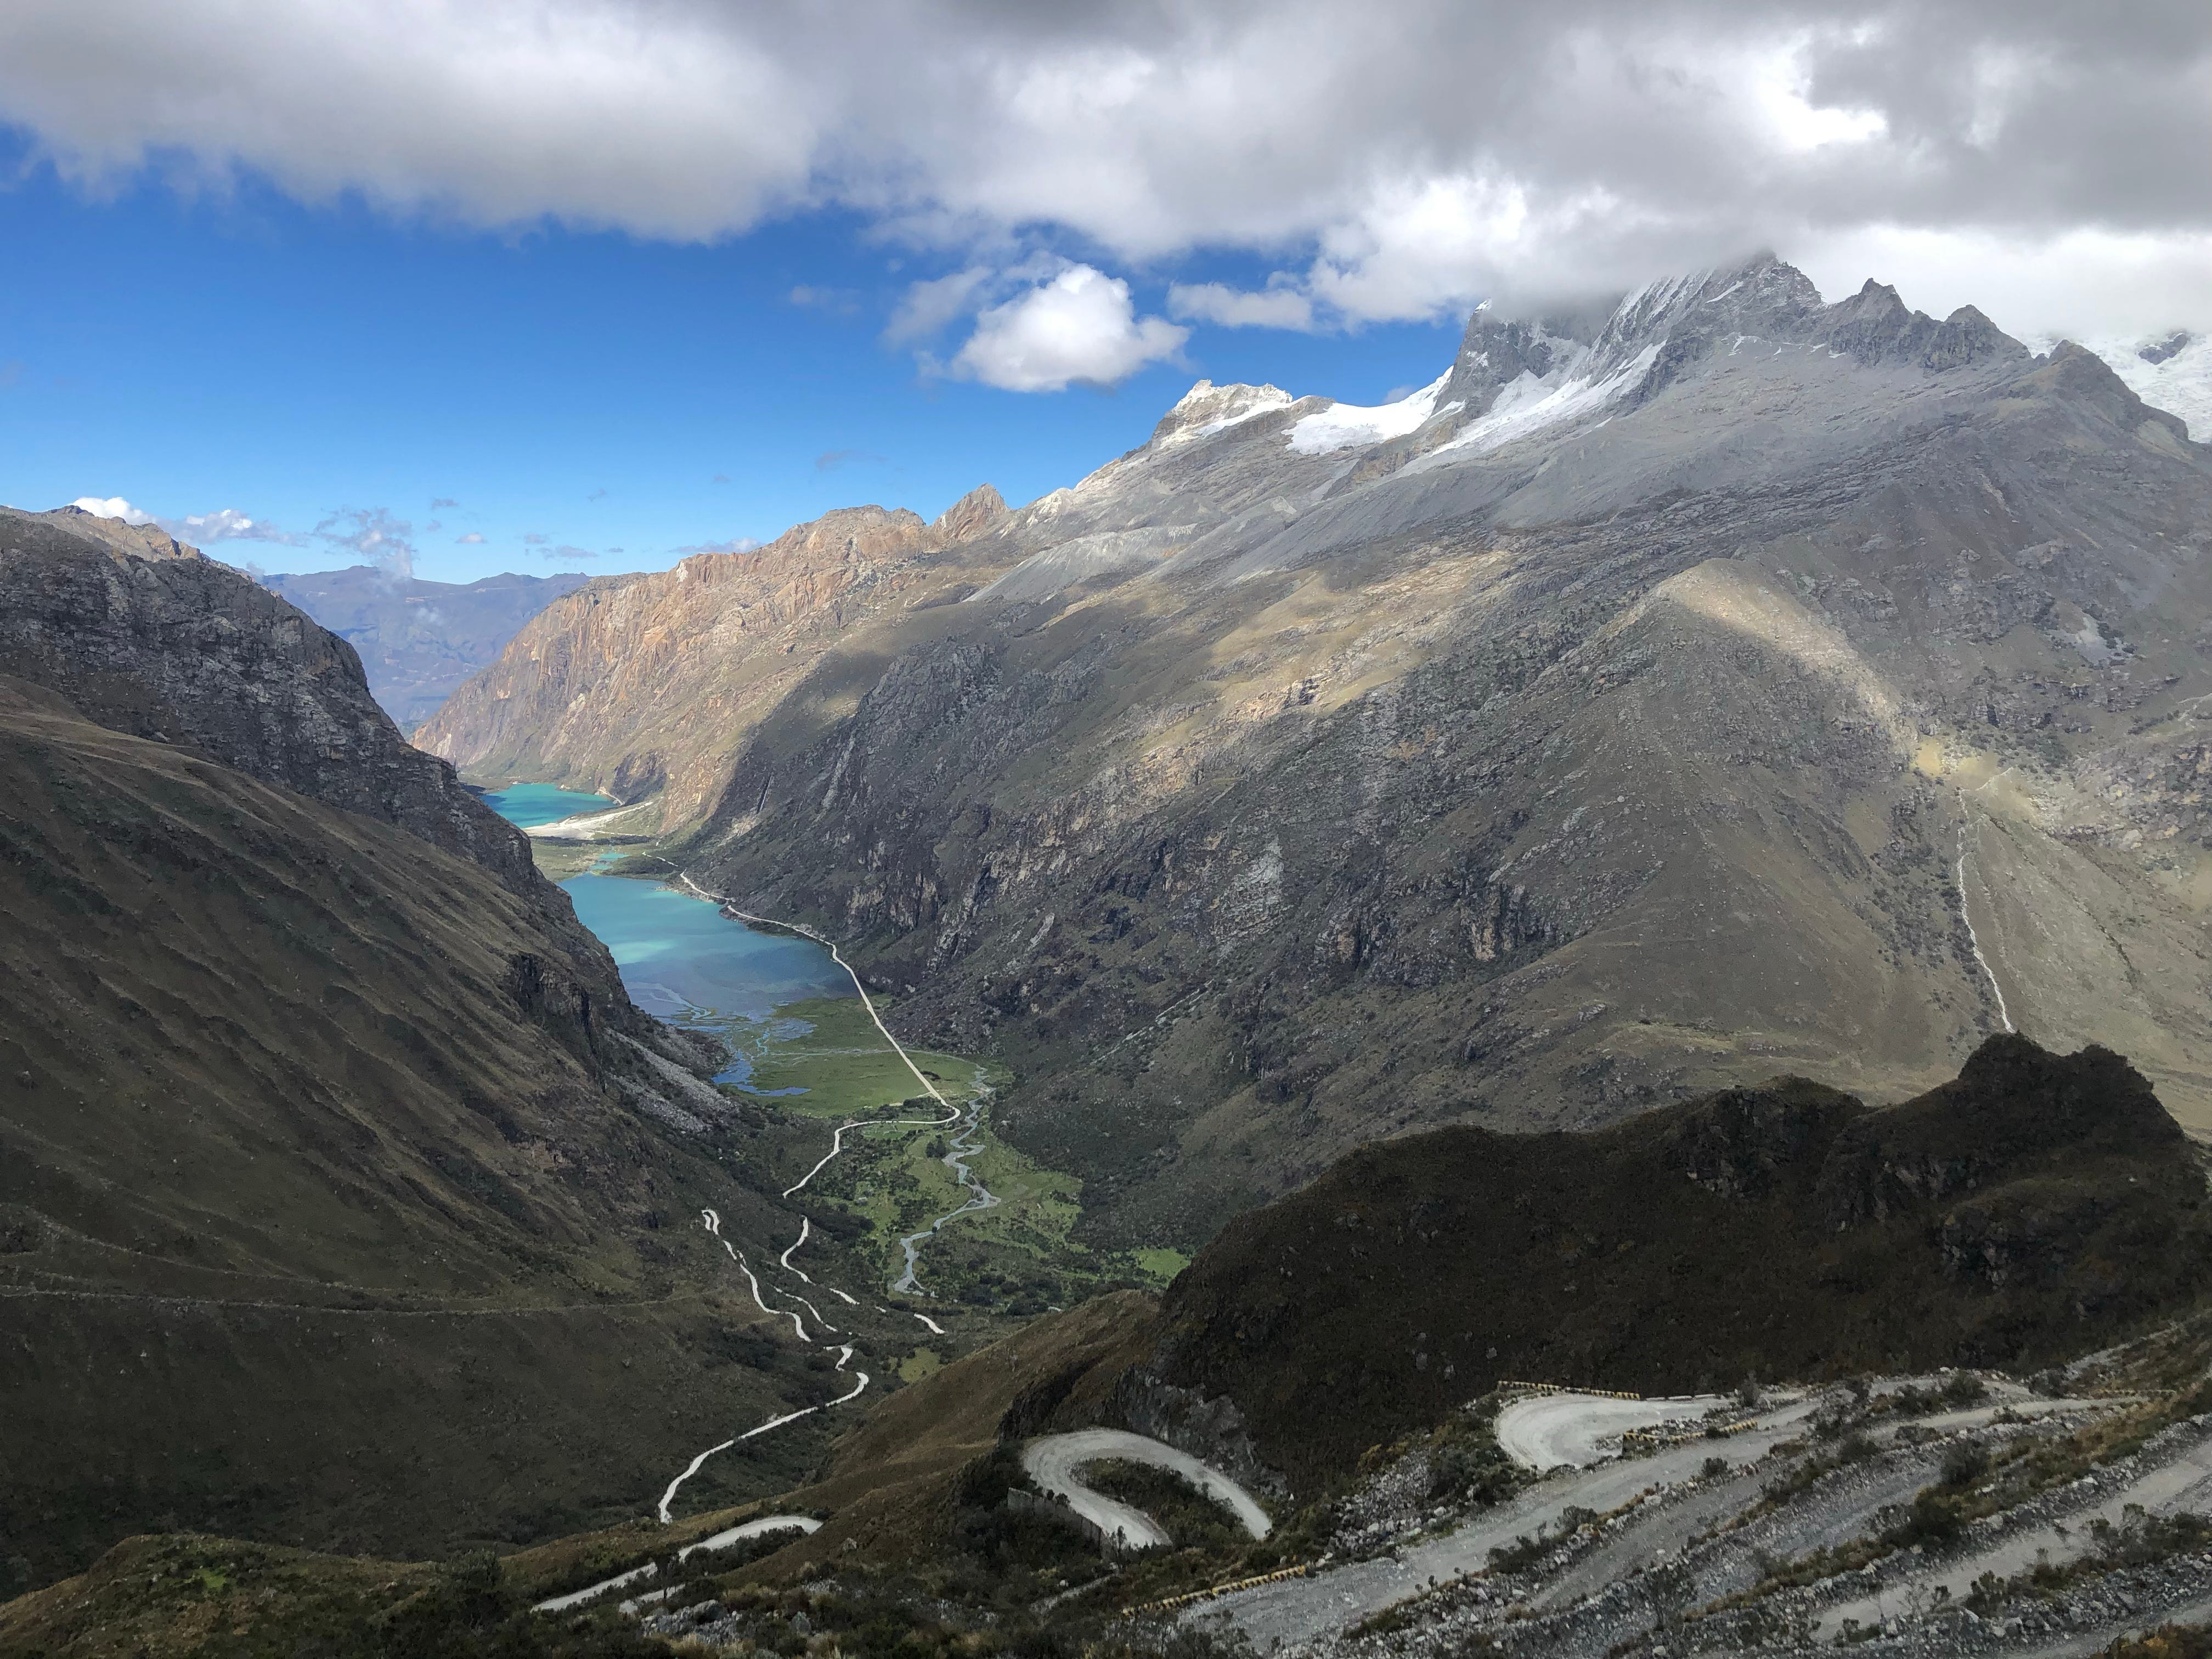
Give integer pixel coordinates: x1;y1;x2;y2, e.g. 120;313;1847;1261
1198;1363;2212;1659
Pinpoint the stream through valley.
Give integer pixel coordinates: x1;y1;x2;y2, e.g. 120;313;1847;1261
484;783;1001;1276
485;784;1015;1531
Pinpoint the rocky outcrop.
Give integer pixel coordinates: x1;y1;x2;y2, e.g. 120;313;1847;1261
932;483;1013;543
32;504;204;562
2;510;527;883
1154;1036;2210;1487
1147;380;1298;446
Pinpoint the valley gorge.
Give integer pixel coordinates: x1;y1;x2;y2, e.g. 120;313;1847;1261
12;256;2212;1659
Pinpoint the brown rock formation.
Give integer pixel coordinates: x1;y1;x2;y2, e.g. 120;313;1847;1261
416;501;1019;826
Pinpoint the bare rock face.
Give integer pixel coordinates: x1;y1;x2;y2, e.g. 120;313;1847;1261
0;506;650;1055
1157;1035;2206;1487
416;500;1022;827
932;483;1013;543
2;507;532;887
33;504;204;562
1147;380;1297;445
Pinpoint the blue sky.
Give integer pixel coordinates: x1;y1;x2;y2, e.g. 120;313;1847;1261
0;159;1464;584
1;4;2202;585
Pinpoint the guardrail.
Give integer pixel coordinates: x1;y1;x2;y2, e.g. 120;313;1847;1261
1620;1416;1759;1451
1496;1380;1644;1401
1121;1562;1312;1617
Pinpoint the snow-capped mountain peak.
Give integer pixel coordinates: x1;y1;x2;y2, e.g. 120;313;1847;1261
1285;372;1457;455
1150;379;1297;447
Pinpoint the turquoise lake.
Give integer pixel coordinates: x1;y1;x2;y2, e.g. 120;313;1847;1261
560;874;853;1024
481;782;614;828
486;788;853;1087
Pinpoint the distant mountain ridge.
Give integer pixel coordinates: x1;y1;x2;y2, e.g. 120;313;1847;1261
416;487;1012;819
257;564;588;730
416;253;2212;1253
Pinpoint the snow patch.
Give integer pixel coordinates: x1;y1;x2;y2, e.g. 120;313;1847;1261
1286;372;1454;455
1154;379;1296;447
1410;343;1657;469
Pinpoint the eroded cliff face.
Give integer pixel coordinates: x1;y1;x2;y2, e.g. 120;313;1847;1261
417;258;2212;1248
417;494;1017;825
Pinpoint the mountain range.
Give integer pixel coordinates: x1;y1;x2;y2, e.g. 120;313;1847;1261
419;255;2212;1250
257;566;588;731
8;256;2212;1656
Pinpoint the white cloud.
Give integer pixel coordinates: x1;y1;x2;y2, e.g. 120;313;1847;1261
72;495;154;524
315;505;414;579
173;506;302;544
72;501;305;548
884;266;992;346
1166;282;1315;331
950;266;1187;393
0;3;2203;340
454;531;486;544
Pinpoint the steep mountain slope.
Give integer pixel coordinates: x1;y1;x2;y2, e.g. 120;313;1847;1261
0;507;625;1033
259;565;588;730
1158;1035;2212;1486
2062;329;2212;441
0;516;836;1587
417;490;1015;825
420;256;2212;1249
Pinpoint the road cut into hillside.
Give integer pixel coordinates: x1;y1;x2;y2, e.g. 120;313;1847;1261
1813;1413;2212;1639
1494;1390;1733;1469
531;1515;822;1614
1022;1429;1273;1552
1206;1395;1822;1649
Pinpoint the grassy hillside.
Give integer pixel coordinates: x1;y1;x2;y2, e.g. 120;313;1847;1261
0;1295;1164;1657
0;676;836;1586
1158;1035;2212;1485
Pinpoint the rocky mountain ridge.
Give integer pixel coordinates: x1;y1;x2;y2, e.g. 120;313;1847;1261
419;253;2212;1250
1160;1034;2210;1484
0;505;640;1058
417;489;1017;824
31;503;205;562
